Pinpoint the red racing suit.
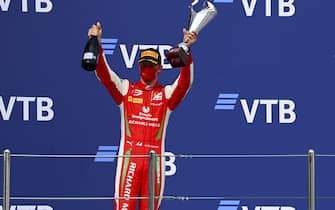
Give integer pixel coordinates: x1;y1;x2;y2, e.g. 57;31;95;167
96;48;194;210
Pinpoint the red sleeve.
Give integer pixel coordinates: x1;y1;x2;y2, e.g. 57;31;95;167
167;53;194;111
95;47;125;105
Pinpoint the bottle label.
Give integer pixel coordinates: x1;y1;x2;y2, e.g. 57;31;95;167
83;52;96;60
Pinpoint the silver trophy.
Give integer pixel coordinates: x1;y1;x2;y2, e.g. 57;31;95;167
165;0;218;67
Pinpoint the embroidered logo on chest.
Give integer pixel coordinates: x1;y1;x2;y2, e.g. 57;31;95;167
142;106;150;113
128;96;143;104
152;92;163;101
132;89;143;96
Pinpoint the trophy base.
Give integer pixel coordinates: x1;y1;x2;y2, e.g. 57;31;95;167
165;47;188;68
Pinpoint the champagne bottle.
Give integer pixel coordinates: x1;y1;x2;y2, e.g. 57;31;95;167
81;36;99;71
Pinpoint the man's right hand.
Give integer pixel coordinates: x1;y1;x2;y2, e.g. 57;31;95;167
88;22;102;42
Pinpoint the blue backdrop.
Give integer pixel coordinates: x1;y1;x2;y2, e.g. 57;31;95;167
1;0;335;210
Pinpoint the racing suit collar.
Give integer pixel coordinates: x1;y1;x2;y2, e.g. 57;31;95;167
136;81;160;90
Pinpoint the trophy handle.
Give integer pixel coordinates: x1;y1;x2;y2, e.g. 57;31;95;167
188;0;202;29
191;0;199;6
188;1;217;33
188;6;197;31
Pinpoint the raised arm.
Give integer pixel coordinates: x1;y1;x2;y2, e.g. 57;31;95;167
88;22;129;105
165;29;197;110
95;48;129;105
165;54;194;110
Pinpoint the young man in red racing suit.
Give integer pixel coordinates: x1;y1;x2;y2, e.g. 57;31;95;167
88;22;197;210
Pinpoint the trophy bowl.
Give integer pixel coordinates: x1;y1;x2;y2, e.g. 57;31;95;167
165;1;218;68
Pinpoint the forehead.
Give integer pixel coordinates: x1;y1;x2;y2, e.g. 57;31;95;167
140;61;158;67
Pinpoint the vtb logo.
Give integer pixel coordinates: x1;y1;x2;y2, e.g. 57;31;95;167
218;200;296;210
214;0;296;17
0;96;54;121
0;0;53;13
215;93;296;124
101;38;173;69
